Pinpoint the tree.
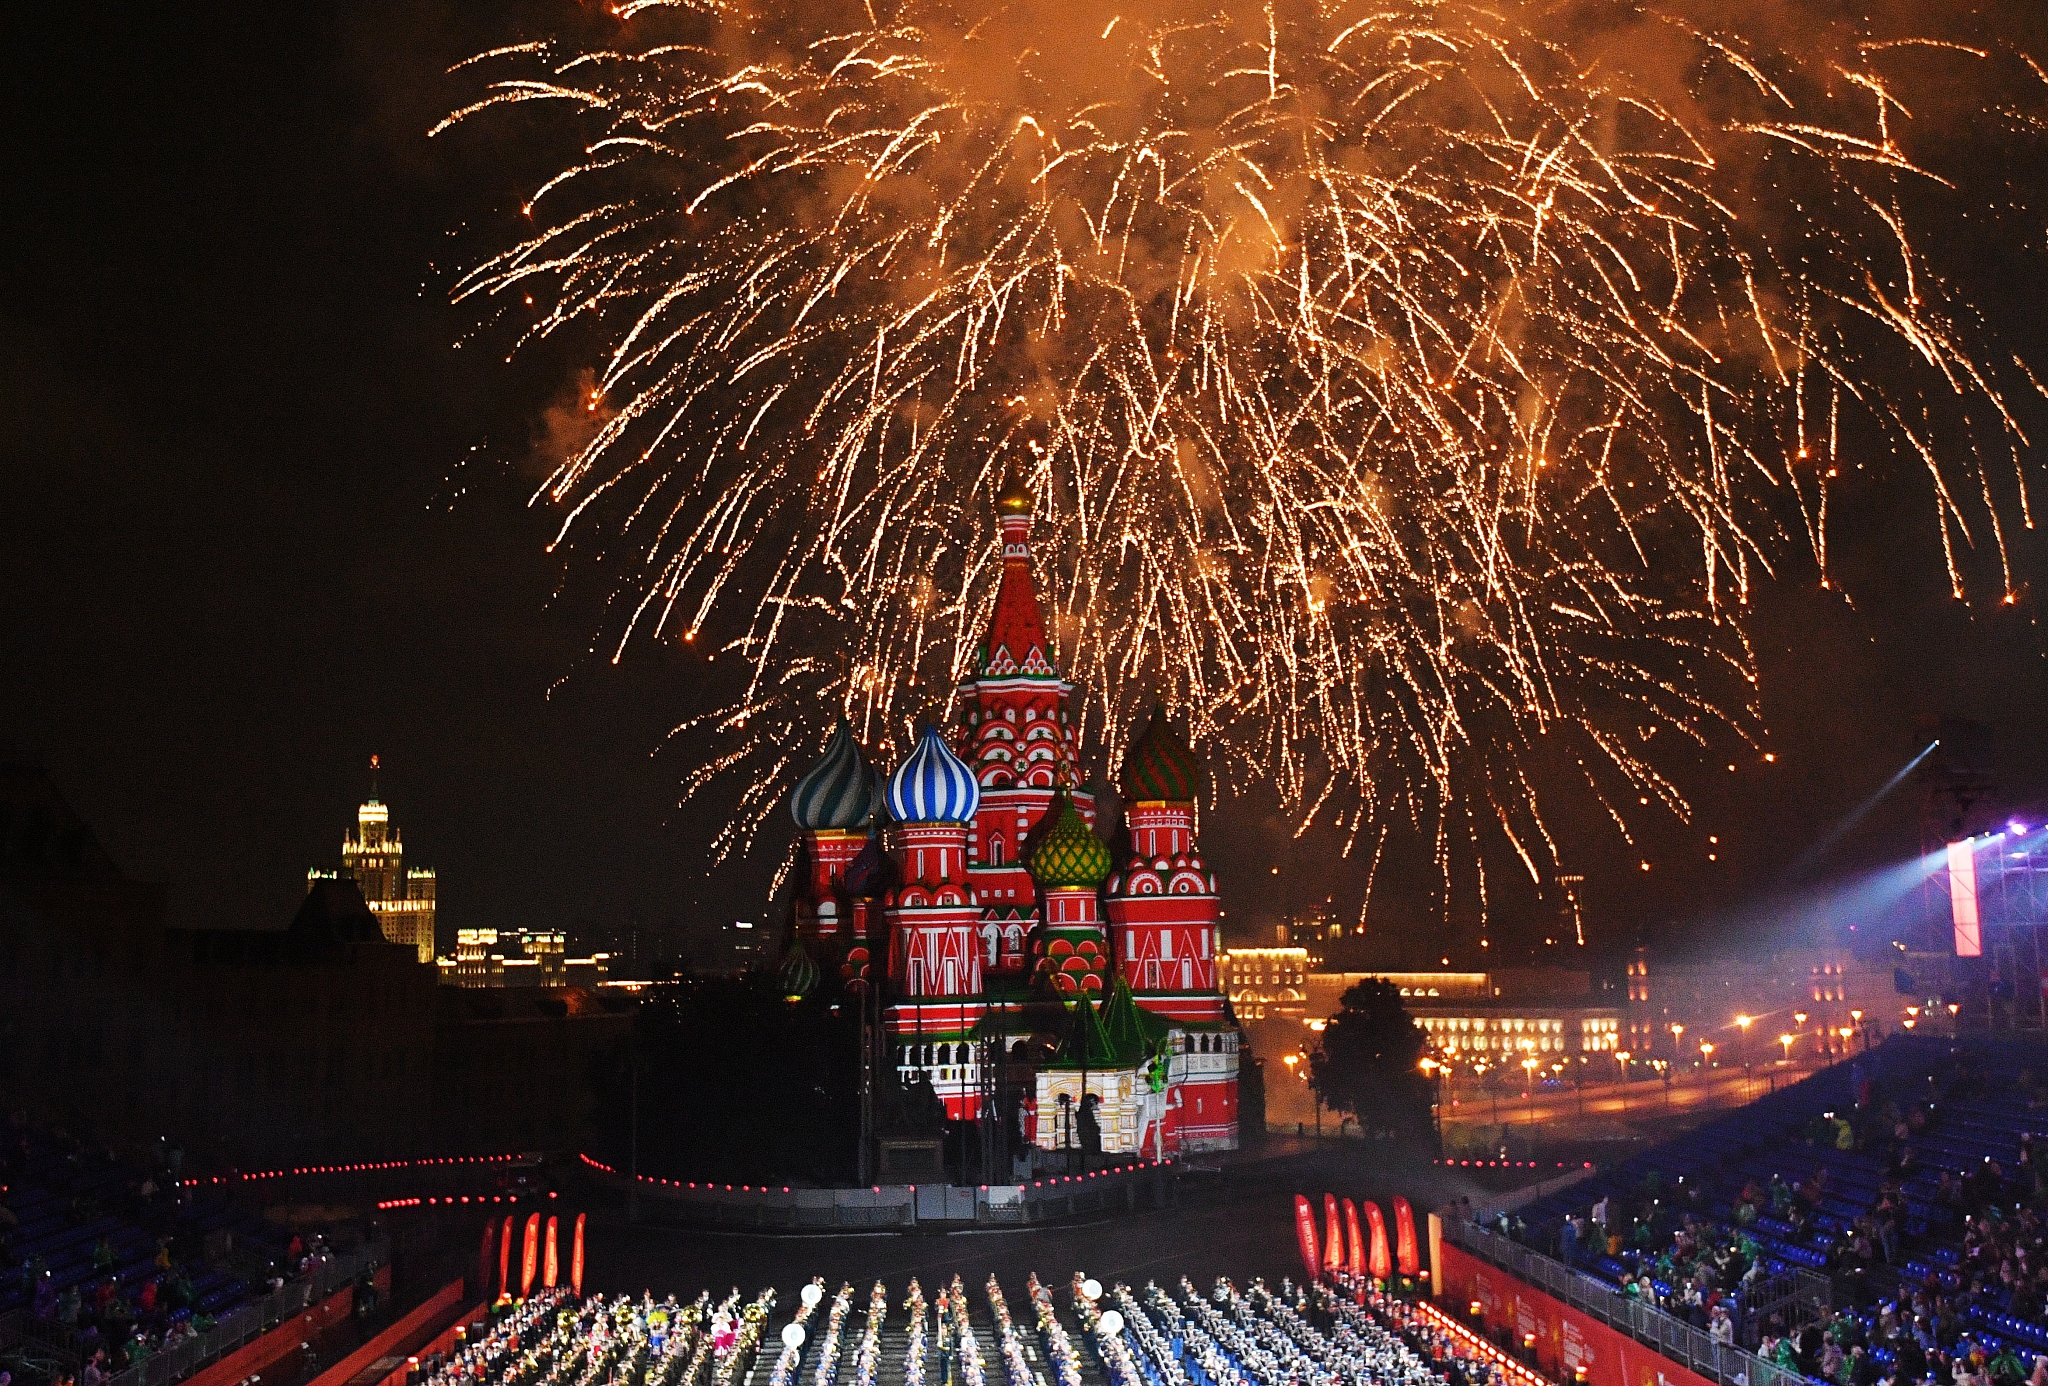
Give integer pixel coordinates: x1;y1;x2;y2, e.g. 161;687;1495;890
1308;978;1436;1151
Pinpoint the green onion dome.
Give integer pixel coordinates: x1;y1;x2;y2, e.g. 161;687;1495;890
1120;704;1202;803
779;937;820;1001
1027;792;1111;890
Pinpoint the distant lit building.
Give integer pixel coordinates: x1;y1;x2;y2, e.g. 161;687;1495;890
439;927;610;989
1219;947;1308;1021
1228;960;1621;1071
724;919;765;974
308;758;436;964
1623;945;1900;1062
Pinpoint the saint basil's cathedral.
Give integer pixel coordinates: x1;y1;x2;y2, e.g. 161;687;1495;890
784;482;1242;1156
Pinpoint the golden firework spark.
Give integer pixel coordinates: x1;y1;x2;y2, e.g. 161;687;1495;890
437;0;2042;905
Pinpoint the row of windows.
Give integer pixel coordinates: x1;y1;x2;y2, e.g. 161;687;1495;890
898;1030;1235;1069
1418;1016;1572;1035
968;706;1069;726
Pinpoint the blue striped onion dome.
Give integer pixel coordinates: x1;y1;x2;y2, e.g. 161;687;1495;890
790;718;880;829
885;724;981;825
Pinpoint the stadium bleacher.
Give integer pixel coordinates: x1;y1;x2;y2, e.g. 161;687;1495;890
1495;1035;2048;1386
1;1126;278;1379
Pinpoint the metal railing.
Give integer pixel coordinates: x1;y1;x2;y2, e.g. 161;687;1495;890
1443;1219;1801;1386
79;1240;391;1386
588;1157;1171;1229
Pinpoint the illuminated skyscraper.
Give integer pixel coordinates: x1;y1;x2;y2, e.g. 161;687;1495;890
309;756;437;964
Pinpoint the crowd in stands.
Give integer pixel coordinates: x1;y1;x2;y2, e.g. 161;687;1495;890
0;1118;292;1386
1497;1037;2048;1386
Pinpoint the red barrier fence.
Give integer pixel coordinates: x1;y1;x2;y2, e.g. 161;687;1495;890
1436;1243;1718;1386
184;1287;358;1386
308;1280;474;1386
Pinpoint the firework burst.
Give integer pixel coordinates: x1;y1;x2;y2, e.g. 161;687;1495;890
438;0;2043;904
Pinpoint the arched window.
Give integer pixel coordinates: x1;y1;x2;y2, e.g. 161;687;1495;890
990;834;1006;865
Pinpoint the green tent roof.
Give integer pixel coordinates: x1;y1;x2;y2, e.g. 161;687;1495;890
1101;976;1170;1057
1049;990;1126;1069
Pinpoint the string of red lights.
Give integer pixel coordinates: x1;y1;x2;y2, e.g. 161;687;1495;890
575;1151;1164;1194
180;1154;529;1187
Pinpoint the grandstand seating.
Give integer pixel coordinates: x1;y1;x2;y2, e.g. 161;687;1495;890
1502;1034;2048;1377
1;1130;275;1355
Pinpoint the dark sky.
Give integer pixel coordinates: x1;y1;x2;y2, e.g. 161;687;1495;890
4;0;2045;965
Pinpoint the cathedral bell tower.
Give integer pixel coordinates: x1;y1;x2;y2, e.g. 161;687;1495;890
880;724;986;1119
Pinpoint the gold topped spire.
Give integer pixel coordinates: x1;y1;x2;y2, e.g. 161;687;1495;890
995;474;1033;516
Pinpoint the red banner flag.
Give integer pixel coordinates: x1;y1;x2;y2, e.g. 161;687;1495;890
1292;1194;1321;1283
1342;1199;1365;1277
1323;1194;1343;1272
1393;1196;1420;1276
571;1213;586;1297
479;1219;497;1303
520;1212;540;1299
544;1216;559;1290
1363;1200;1392;1281
497;1215;513;1303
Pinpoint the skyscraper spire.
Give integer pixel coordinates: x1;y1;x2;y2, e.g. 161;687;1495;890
368;752;381;804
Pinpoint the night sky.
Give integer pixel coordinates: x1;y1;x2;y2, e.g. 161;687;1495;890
5;0;2046;965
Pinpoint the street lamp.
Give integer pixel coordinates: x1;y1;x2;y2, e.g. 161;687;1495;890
1699;1040;1715;1065
1421;1056;1446;1146
1670;1023;1684;1067
1614;1051;1631;1113
1779;1034;1795;1060
1736;1014;1754;1095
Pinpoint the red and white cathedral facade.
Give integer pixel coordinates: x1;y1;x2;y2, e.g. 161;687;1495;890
785;483;1241;1155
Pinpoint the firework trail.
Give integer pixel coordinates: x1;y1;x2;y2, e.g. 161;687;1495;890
437;0;2045;901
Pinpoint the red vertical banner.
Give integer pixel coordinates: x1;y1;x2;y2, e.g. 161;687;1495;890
543;1216;559;1290
571;1213;586;1298
478;1220;497;1303
1322;1194;1343;1272
520;1213;540;1299
1393;1196;1420;1276
496;1215;513;1303
1363;1200;1392;1281
1292;1195;1321;1282
1341;1199;1365;1277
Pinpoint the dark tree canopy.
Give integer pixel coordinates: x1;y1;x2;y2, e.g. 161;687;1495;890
1308;978;1436;1150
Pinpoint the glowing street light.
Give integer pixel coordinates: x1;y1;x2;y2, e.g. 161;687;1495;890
1779;1034;1795;1059
1794;1012;1808;1027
